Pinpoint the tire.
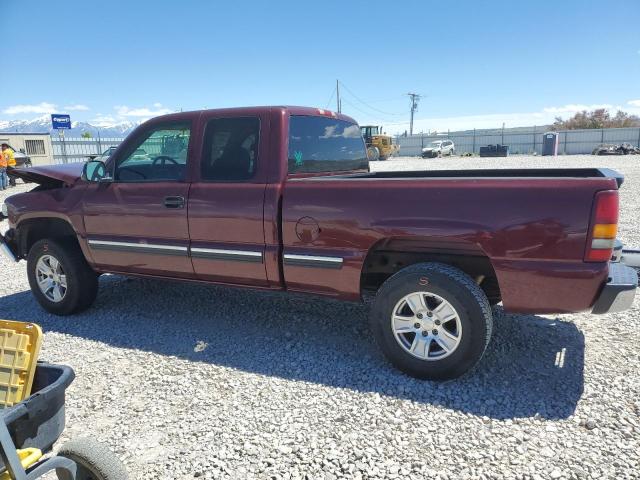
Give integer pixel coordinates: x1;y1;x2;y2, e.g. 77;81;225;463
56;437;128;480
27;238;98;315
367;146;380;161
370;263;493;380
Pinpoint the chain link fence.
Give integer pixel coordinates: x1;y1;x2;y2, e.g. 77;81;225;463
396;127;640;157
50;126;640;163
51;137;124;164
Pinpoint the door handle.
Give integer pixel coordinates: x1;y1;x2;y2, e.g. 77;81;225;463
163;196;185;209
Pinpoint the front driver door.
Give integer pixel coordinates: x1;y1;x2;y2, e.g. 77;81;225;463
82;121;195;278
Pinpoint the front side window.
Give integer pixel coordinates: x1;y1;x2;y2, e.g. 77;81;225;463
115;123;190;182
201;117;260;181
288;116;368;174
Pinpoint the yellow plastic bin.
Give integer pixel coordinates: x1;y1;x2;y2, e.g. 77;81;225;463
0;320;43;408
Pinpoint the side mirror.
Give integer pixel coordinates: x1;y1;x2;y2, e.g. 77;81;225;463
82;160;112;183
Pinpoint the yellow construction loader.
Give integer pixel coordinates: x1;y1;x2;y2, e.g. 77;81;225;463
360;125;400;161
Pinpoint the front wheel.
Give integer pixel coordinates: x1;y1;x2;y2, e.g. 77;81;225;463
56;437;128;480
27;238;98;315
369;263;493;380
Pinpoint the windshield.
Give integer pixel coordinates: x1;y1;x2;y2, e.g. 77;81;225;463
288;116;368;174
428;141;442;148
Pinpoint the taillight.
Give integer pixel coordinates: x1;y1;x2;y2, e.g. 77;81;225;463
585;190;619;262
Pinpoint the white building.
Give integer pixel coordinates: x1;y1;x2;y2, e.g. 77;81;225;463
0;133;54;166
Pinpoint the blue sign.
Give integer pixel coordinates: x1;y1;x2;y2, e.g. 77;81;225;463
51;114;71;129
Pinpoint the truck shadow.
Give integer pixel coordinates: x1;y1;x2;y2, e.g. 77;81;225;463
0;275;584;420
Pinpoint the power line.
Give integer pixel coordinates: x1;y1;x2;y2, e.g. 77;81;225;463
338;81;403;117
340;97;382;118
340;98;402;125
324;86;336;109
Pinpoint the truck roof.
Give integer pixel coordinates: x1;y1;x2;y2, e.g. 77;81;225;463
147;106;358;126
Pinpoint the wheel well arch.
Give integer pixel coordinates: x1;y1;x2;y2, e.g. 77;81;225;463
16;217;79;258
360;237;501;303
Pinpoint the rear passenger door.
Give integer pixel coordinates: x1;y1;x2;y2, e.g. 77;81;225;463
187;112;271;287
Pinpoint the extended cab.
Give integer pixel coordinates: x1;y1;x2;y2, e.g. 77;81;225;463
1;106;637;380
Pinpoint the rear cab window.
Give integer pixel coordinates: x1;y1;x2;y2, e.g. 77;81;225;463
201;117;260;182
288;115;368;174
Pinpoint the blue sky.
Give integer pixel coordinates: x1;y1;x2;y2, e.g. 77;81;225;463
1;0;639;133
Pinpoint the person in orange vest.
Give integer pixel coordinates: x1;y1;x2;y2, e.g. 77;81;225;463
0;145;7;190
1;144;16;187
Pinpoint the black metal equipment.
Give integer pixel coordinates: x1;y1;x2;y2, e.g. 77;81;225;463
479;144;509;157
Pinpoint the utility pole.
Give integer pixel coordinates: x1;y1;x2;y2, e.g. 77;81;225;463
407;92;421;136
336;80;341;113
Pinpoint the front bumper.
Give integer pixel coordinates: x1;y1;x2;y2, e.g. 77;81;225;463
421;150;438;158
0;233;17;262
0;211;18;262
592;263;638;314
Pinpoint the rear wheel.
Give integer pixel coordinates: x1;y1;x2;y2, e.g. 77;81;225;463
56;437;128;480
370;263;493;380
27;238;98;315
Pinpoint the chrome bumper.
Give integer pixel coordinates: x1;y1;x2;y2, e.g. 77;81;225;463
592;263;638;314
0;228;17;263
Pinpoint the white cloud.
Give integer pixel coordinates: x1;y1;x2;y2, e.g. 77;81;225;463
542;103;618;114
64;104;89;111
90;114;117;127
628;100;640;107
115;104;173;117
3;102;57;115
320;124;362;139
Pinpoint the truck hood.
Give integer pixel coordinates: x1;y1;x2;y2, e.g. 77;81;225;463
12;162;85;186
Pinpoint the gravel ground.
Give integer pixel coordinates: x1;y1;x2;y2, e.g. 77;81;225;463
0;155;639;479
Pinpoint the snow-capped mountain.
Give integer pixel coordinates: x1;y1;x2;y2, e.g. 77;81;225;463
0;115;139;137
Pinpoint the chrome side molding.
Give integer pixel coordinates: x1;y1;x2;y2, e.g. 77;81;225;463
283;253;343;269
87;239;265;263
87;240;188;256
191;247;263;263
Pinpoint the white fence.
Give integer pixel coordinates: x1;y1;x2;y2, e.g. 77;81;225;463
51;137;124;164
50;126;640;163
396;127;640;156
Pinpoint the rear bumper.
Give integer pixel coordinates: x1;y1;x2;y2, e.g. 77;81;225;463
592;263;638;314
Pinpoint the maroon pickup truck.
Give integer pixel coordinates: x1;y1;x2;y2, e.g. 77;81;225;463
1;106;637;380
